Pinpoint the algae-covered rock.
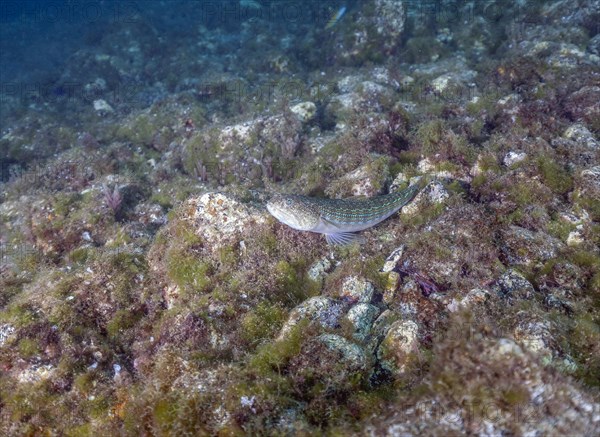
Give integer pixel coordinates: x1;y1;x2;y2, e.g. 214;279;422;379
278;296;344;339
307;256;332;284
318;333;369;371
563;124;599;150
500;226;563;268
337;276;375;304
326;81;395;126
290;101;317;123
346;303;380;342
325;156;390;198
400;180;449;216
580;165;600;196
493;269;536;300
445;288;490;313
513;318;554;362
191;192;267;248
377;319;419;375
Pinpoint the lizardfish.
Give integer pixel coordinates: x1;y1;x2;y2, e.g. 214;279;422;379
325;6;347;30
267;182;421;245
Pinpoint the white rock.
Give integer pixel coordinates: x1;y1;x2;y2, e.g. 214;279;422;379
492;338;525;358
0;323;15;347
381;246;405;273
290;101;317;123
503;151;527;167
93;99;114;114
18;364;55;383
446;288;490;312
567;230;584;247
431;74;452;93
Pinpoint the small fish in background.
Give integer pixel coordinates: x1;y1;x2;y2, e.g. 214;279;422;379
325;6;347;30
240;0;262;9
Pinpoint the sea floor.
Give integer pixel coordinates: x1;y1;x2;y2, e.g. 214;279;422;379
1;1;599;435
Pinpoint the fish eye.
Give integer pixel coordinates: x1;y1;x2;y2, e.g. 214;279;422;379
285;199;293;206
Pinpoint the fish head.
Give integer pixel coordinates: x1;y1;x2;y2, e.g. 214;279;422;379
267;194;320;231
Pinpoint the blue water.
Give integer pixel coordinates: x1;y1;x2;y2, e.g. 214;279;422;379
0;1;358;84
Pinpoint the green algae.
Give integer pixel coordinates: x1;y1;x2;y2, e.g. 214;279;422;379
167;252;212;294
537;156;573;194
106;308;144;340
249;320;308;375
241;302;286;346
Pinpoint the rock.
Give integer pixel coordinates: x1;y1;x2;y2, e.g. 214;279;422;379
93;99;114;114
347;303;380;342
564;85;600;127
215;113;303;160
401;180;449;216
307;257;332;284
563;124;599;149
317;334;368;371
388;172;409;193
336;0;405;63
383;271;401;299
580;165;600;197
366;309;399;353
493;269;535;300
191;192;267;249
290;101;317;123
430;70;477;97
218;120;257;148
513;319;554;362
134;203;167;229
381;245;405;273
0;323;15;347
325;157;390;198
377;319;419;375
503;151;528;167
488;338;525;359
327;83;394;124
368;334;600;435
260;114;303;159
338;276;375;304
589;34;600;55
278;296;344;339
17;364;56;384
500;226;563;268
567;230;585;247
445;288;490;313
370;0;406;53
539;261;584;297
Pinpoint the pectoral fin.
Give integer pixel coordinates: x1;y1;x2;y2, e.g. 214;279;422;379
325;232;361;246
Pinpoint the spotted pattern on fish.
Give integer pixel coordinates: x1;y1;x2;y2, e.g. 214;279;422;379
266;183;421;245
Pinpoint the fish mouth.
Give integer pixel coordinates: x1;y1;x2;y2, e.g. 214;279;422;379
266;201;286;222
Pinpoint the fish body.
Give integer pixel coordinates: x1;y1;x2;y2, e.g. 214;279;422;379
267;183;420;245
325;6;347;30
